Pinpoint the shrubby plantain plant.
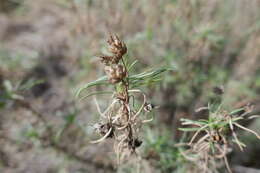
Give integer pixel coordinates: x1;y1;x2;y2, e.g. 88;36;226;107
179;100;260;173
76;34;167;164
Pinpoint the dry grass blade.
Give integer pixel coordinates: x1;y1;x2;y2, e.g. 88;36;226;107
90;128;113;144
234;122;260;139
188;124;208;145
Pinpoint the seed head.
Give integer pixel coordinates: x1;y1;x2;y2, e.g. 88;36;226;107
99;55;114;65
104;64;126;84
107;34;127;58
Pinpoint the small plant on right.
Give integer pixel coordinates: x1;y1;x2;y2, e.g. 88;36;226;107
179;102;260;173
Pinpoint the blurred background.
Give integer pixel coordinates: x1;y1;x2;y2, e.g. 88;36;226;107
0;0;260;172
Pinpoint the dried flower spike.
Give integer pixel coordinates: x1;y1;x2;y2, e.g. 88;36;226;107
99;55;114;65
104;64;126;84
107;34;127;58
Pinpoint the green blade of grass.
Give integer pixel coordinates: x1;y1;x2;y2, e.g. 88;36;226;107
180;118;208;126
229;108;245;116
128;68;170;87
178;127;202;132
79;91;113;100
128;60;138;72
76;76;109;98
128;68;169;81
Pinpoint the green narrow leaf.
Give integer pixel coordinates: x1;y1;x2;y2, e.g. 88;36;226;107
19;79;44;91
3;80;13;92
79;91;113;100
128;68;171;87
178;127;202;132
230;117;243;122
128;60;138;72
129;68;168;81
180;118;208;126
229;108;245;116
76;76;109;98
